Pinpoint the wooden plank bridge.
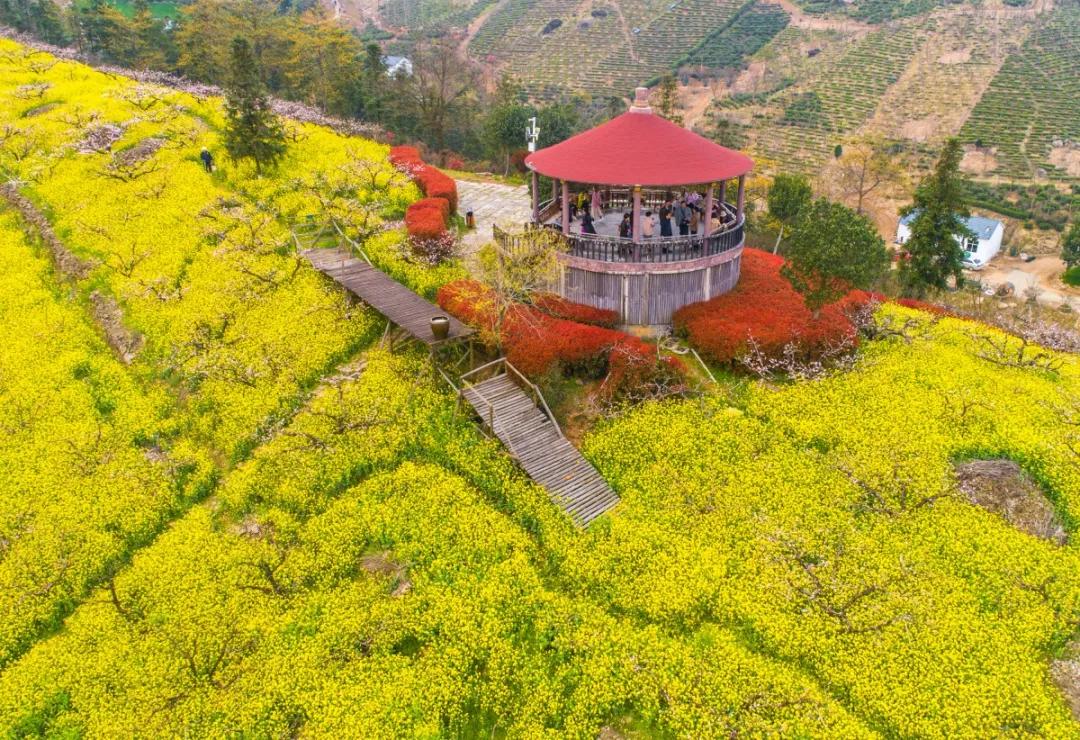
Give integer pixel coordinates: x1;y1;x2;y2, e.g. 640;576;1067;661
459;359;619;526
302;240;616;526
304;247;472;346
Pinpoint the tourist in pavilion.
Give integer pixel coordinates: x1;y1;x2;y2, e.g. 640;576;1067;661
590;188;604;222
675;199;691;237
642;210;655;238
580;210;596;235
618;212;631;239
659;199;673;237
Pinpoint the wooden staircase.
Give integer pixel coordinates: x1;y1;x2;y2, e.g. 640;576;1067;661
459;361;619;526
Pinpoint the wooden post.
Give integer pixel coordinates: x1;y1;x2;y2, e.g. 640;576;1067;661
736;175;746;222
560;180;570;235
531;170;539;222
718;179;727;206
703;183;714;235
631;186;642;242
551;177;557;202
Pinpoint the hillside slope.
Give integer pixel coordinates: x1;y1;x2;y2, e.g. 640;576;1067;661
1;40;1080;737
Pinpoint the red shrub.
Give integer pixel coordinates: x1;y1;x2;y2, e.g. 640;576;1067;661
438;279;683;398
405;197;450;241
414;167;458;214
674;248;870;365
532;293;620;328
389;145;459;214
389;145;422;167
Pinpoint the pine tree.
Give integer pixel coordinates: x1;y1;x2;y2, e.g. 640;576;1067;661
223;36;286;174
899;138;972;298
655;75;683;126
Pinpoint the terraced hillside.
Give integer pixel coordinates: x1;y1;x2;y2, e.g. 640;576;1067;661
469;0;748;99
958;5;1080;182
740;16;928;172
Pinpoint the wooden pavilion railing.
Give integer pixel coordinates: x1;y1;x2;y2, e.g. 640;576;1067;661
497;210;745;265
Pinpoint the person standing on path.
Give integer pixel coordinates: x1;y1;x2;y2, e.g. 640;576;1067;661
200;148;214;173
659;199;673;237
591;188;604;222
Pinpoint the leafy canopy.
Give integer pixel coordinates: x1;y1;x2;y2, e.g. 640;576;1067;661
1061;220;1080;269
223;36;286;173
768;173;812;226
781;197;888;316
899;138;972;297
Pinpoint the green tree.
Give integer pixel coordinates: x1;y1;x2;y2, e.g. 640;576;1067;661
655;74;683;125
129;0;167;69
482;77;533;175
223;36;286;174
781;198;888;317
768;173;812;251
536;102;578;148
1062;221;1080;269
899;138;972;298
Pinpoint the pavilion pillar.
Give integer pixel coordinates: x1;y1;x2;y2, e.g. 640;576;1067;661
551;177;557;203
631;186;642;244
560;180;570;235
531;170;539;222
718;179;727;206
736;175;746;222
703;183;715;235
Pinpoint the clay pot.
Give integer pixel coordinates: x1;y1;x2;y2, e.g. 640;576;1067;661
431;315;450;340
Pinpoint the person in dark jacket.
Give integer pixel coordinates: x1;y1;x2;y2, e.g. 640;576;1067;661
659;200;673;237
200;148;214;173
581;211;596;234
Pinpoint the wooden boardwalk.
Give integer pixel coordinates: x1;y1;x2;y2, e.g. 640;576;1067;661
460;364;619;526
304;247;472;346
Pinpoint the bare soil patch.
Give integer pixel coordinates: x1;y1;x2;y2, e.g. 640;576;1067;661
1052;643;1080;722
90;291;144;363
1049;146;1080;177
361;550;412;596
900;116;938;142
938;48;971;64
961;146;998;175
955;459;1066;544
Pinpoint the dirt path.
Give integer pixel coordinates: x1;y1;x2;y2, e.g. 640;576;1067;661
460;0;507;54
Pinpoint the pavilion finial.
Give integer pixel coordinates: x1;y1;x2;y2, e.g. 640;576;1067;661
629;87;652;114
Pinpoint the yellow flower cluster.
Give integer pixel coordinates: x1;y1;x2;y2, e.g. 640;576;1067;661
581;306;1080;736
3;39;1080;738
0;352;866;738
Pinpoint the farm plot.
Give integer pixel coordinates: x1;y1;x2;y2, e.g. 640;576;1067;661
0;208;206;669
959;6;1080;182
746;16;927;172
470;0;746;99
678;0;789;72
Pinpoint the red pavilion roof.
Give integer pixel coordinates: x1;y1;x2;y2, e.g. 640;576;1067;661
525;91;754;187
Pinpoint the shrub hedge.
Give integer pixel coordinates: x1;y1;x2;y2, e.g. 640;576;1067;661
437;280;684;398
405;197;450;241
389;145;459;213
674;248;870;364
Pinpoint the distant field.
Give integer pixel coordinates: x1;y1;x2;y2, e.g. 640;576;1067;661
469;0;748;99
958;6;1080;182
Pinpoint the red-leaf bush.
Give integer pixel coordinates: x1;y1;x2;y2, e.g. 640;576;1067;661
674;248;871;365
389;145;459;214
438;280;684;400
405;197;449;240
531;293;620;328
